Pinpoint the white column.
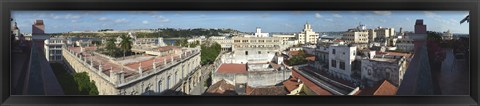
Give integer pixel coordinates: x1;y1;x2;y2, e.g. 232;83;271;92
138;63;143;76
164;58;167;65
153;59;157;70
98;63;103;72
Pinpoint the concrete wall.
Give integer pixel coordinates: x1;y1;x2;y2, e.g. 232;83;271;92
360;58;407;87
212;70;292;87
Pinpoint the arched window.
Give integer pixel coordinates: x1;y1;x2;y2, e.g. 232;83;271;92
158;80;163;92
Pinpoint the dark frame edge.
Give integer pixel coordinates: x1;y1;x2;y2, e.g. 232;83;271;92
1;0;479;106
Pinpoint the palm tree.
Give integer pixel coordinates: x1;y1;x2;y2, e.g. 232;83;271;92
119;34;133;58
105;38;117;57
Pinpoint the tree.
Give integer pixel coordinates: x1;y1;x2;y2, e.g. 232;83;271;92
200;41;221;65
105;38;118;57
73;72;98;95
119;34;133;57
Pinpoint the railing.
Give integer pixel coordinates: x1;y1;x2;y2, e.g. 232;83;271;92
63;47;115;85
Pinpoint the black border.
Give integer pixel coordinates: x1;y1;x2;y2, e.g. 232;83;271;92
1;0;478;106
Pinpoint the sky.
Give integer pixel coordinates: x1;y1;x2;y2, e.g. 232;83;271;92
12;11;469;34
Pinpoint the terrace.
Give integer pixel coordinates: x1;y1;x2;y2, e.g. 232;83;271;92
63;45;200;87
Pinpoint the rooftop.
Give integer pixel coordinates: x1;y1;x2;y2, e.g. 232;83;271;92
204;80;237;95
216;64;248;74
359;80;398;95
246;85;289;95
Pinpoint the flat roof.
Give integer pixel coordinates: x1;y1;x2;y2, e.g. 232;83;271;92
216;64;248;74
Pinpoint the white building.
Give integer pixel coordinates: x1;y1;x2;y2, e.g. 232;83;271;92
328;44;357;81
298;22;319;44
44;37;69;62
254;27;270;37
395;38;415;52
442;30;453;40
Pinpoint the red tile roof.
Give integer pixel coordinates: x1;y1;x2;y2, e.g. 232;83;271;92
306;56;316;61
359;80;398;95
204;80;237;95
245;85;288;95
216;64;248;74
292;69;333;95
373;80;398;95
288;51;301;56
282;77;300;92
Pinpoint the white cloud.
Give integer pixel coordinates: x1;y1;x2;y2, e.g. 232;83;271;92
406;17;411;21
71;20;78;23
424;11;442;18
142;20;149;24
114;18;129;23
325;18;334;22
98;17;109;21
333;14;342;18
51;14;81;20
373;11;392;16
354;17;359;20
315;13;323;18
152;15;170;22
379;19;386;23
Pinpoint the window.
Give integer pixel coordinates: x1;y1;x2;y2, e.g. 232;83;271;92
258;51;261;54
331;60;337;68
158;80;162;92
245;51;248;55
242;40;248;43
340;61;345;70
332;49;336;54
234;40;240;43
167;76;171;89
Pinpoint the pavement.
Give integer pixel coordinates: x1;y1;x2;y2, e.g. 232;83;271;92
438;49;469;95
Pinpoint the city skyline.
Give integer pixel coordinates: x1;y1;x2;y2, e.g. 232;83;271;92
12;11;469;34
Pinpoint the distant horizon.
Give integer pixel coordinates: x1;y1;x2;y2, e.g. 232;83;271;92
12;11;469;34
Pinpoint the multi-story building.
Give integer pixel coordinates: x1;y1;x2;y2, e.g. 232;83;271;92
374;27;395;38
44;37;69;62
360;52;411;87
210;36;233;52
342;29;369;44
414;19;427;34
396;38;415;52
32;20;45;35
62;38;202;95
328;44;357;81
298;22;319;44
230;36;282;64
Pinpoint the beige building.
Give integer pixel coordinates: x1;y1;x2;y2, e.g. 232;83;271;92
231;36;282;63
374;27;395;38
342;30;369;44
62;43;202;95
210;36;233;51
298;22;319;44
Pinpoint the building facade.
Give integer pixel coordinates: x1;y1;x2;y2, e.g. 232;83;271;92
360;52;410;87
44;37;69;62
32;20;45;35
62;42;202;95
297;22;319;44
328;44;357;81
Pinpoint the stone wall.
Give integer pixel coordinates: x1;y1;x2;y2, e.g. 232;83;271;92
62;47;202;95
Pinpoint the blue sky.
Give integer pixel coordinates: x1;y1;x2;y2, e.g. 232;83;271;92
12;11;469;34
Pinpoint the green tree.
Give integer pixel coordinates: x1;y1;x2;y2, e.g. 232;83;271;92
105;38;118;57
73;72;98;95
200;42;221;65
119;34;133;57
